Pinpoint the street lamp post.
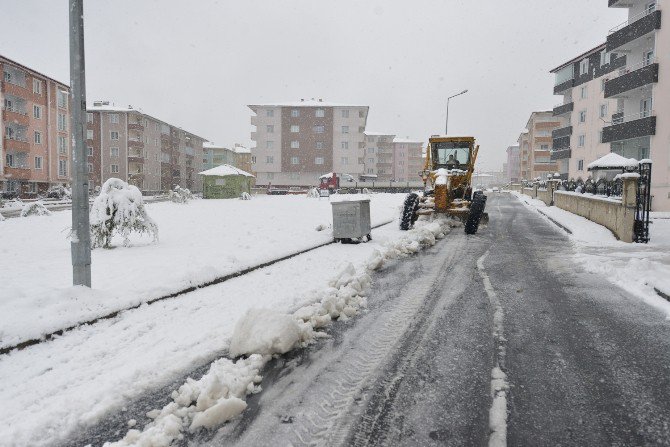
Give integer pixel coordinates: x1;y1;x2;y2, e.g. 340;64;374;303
445;89;468;135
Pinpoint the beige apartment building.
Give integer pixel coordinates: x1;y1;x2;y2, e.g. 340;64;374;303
551;43;625;180
604;0;669;210
518;111;565;181
248;99;369;187
364;132;395;182
87;101;206;193
393;137;423;183
1;55;72;197
233;144;252;174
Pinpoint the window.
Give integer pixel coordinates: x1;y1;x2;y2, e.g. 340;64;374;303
600;104;608;118
266;109;274;117
33;105;42;119
359;110;365;118
266;156;274;163
251;156;257;163
291;156;299;165
540;144;549;150
28;182;37;193
579;110;587;123
5;153;14;167
87;163;93;173
58;113;67;131
580;87;587;99
267;172;274;180
645;50;655;66
341;126;349;134
577;159;584;171
640;97;652;117
291;109;300;117
58;136;67;154
341;109;349;118
368;158;374;163
35;156;43;170
316;142;324;149
110;147;119;157
58;159;67;176
34;131;41;144
266;125;274;133
599;131;603;144
578;135;586;147
88;146;93;156
601;78;607;92
367;168;373;174
57;90;68;109
599;51;610;67
579;59;589;76
32;78;41;94
315;109;325;117
110;131;119;140
155;138;158;147
87;130;93;140
86;113;93;123
341;157;348;165
290;125;299;133
341;141;349;149
313;125;325;133
368;147;375;154
291;141;299;148
315;157;324;165
109;114;119;124
111;164;119;173
266;140;274;149
647;2;656;14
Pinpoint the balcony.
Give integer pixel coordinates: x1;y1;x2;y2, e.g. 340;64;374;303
550;148;572;161
552;126;573;139
533;163;558;172
554;78;575;95
128;139;145;149
128;123;144;132
4;166;32;180
602;111;656;143
553;102;574;117
607;9;661;52
2;108;30;126
4;135;29;151
604;60;658;98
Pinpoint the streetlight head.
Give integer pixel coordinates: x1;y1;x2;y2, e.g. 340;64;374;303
461;89;468;94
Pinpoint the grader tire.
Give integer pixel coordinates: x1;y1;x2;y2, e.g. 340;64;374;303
400;193;420;231
464;192;487;235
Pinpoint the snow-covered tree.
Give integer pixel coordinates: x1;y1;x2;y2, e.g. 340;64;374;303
21;201;51;217
307;187;320;198
45;184;72;200
168;185;194;204
90;178;158;248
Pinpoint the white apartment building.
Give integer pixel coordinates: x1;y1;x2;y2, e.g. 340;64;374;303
551;43;624;180
248;99;369;187
605;0;669;210
363;132;395;182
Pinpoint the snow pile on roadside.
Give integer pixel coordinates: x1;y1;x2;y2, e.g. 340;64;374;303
105;217;456;444
104;355;266;447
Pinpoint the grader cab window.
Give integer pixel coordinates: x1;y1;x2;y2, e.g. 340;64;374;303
434;141;471;169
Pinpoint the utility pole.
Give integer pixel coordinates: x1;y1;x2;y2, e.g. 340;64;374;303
69;0;91;287
445;89;468;135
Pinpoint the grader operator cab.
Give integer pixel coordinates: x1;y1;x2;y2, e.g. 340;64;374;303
400;136;487;234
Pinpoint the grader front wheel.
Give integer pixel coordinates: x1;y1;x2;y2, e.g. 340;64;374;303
400;193;420;231
464;192;487;235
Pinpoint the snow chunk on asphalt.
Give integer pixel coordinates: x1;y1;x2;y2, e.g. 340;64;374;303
229;309;306;357
190;397;247;430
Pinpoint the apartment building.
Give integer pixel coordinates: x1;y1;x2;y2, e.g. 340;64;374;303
1;55;71;197
604;0;669;210
519;111;565;181
363;132;394;182
248;99;369;187
202;142;236;170
505;144;520;183
551;43;625;180
87;101;206;193
393;137;424;182
233;144;252;174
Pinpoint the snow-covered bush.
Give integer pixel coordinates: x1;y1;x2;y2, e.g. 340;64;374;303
20;201;51;217
362;188;371;195
90;178;158;248
307;187;320;198
3;198;23;209
168;185;193;204
240;192;252;200
0;212;5;222
45;184;72;200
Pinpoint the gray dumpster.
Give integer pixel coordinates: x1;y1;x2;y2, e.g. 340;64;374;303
331;199;371;243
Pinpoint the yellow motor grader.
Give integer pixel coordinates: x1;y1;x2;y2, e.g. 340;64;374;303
399;135;487;234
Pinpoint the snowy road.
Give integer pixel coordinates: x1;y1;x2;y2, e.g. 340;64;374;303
73;193;670;446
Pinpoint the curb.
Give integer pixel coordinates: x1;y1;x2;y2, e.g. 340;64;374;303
534;207;573;235
654;287;670;303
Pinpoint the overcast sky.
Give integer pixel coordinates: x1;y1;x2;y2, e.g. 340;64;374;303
1;0;626;171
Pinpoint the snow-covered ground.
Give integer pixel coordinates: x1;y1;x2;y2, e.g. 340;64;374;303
0;194;401;349
511;191;670;318
0;193;457;446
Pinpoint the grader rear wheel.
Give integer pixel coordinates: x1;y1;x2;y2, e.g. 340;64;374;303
399;193;420;231
464;192;487;235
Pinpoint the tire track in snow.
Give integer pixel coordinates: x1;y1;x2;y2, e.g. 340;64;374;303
477;250;509;447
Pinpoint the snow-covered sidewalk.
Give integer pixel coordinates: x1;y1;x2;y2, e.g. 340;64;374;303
0;193;458;446
0;194;402;349
511;191;670;318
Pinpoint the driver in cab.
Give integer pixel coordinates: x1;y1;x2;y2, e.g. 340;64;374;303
446;154;460;169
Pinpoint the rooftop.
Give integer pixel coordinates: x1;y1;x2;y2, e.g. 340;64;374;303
550;42;607;73
393;137;424;144
199;164;255;177
248;98;369;109
0;54;69;88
